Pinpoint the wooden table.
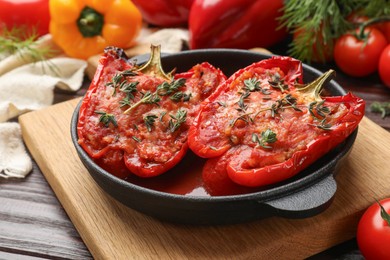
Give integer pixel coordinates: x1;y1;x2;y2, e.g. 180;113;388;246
1;57;389;259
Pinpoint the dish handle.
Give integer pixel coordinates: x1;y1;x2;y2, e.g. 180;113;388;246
263;175;337;218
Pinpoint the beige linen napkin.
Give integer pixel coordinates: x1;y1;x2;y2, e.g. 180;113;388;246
0;122;32;178
0;40;87;178
0;57;86;122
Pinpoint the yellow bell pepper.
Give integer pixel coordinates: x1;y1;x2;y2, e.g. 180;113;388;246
49;0;142;59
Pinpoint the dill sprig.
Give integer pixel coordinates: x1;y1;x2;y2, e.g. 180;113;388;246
0;27;57;71
279;0;388;63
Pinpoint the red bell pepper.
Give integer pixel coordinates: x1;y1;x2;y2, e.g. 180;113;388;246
188;56;365;196
0;0;50;37
77;46;226;179
131;0;194;27
189;0;288;49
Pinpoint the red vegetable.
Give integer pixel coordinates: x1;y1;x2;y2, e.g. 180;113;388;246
188;56;365;195
0;0;50;37
357;199;390;260
379;45;390;88
131;0;194;27
378;22;390;42
189;0;288;49
77;46;226;178
334;28;388;77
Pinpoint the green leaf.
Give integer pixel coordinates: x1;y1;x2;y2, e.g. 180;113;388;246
377;200;390;226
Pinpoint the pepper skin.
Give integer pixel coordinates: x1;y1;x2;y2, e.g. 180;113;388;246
49;0;142;59
0;0;50;38
132;0;194;27
189;0;288;49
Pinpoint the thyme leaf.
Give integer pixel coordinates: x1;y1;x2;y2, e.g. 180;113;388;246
143;114;158;132
157;78;186;96
170;91;192;102
370;101;390;118
168;109;187;133
123;91;161;114
244;78;262;92
252;129;277;149
308;100;332;130
95;111;118;128
268;73;289;92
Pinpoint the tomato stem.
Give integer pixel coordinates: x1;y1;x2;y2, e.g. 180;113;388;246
376;199;390;226
357;16;390;40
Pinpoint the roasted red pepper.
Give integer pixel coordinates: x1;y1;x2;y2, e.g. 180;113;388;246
189;0;288;49
77;46;226;178
131;0;194;27
188;56;365;195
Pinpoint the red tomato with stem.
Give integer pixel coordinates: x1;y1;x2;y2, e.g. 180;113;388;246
379;45;390;87
357;198;390;260
334;28;387;77
0;0;50;38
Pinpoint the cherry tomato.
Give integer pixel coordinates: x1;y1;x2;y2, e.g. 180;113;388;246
378;22;390;43
0;0;50;37
379;45;390;87
334;28;387;77
357;198;390;260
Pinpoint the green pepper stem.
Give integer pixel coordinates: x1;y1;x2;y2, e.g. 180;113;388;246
136;45;172;81
77;6;104;38
296;70;335;101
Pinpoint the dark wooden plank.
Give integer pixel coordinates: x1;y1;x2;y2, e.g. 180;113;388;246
0;163;92;259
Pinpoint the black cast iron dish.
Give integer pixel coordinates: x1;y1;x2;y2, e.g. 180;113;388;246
71;49;358;225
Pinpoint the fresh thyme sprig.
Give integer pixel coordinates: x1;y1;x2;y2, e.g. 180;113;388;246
124;91;161;114
122;78;188;114
269;94;302;117
106;70;138;96
252;129;277;149
95;111;118;128
244;78;262;92
170;92;192;102
308;100;332;130
144;114;158;132
168;109;187;133
230;93;302;127
236;77;272;113
370;101;390;119
268;73;289;92
157;78;186;96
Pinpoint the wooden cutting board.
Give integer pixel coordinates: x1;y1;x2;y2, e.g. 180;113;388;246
19;98;390;259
